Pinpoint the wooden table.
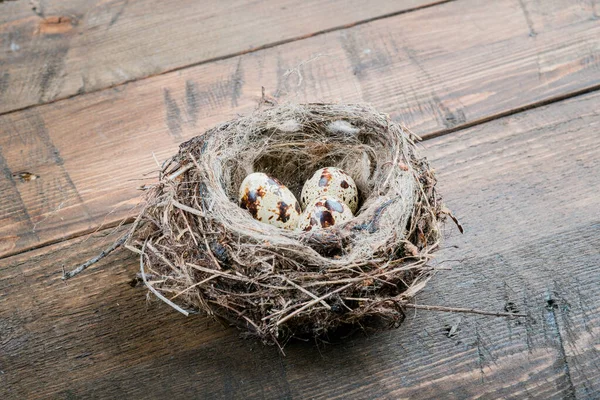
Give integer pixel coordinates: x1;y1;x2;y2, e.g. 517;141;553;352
1;1;599;398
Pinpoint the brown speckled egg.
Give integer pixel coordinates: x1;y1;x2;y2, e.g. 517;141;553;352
301;167;359;213
297;195;354;231
238;173;301;230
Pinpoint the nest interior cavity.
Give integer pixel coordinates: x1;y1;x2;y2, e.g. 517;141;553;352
126;103;445;345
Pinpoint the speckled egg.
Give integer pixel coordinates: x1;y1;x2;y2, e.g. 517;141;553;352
238;172;301;230
300;167;359;213
297;195;354;231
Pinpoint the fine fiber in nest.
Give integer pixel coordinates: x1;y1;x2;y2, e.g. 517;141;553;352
125;103;446;345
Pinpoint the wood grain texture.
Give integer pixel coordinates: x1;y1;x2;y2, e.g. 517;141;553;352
1;89;599;399
1;0;600;260
0;0;444;114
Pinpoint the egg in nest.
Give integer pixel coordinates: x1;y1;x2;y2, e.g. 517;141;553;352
239;173;301;230
297;195;354;231
301;167;359;213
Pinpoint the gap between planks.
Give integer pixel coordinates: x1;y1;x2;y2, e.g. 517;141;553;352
422;83;600;140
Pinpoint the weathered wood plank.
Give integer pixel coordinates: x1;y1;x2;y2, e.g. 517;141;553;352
1;89;599;399
0;0;444;114
1;0;599;258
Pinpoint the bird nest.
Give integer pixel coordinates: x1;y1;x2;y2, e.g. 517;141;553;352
124;103;446;345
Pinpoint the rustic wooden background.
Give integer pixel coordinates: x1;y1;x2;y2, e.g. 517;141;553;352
1;0;599;398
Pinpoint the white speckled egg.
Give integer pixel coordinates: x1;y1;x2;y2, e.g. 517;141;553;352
300;167;359;213
238;172;301;230
297;195;354;231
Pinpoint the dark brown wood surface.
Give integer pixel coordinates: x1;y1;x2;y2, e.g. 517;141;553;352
2;87;599;400
1;0;599;398
1;0;600;259
0;0;443;114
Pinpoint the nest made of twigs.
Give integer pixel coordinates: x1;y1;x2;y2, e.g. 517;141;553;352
125;103;446;345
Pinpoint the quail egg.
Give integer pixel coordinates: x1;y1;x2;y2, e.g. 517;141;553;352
300;167;359;213
238;172;301;230
297;195;354;231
